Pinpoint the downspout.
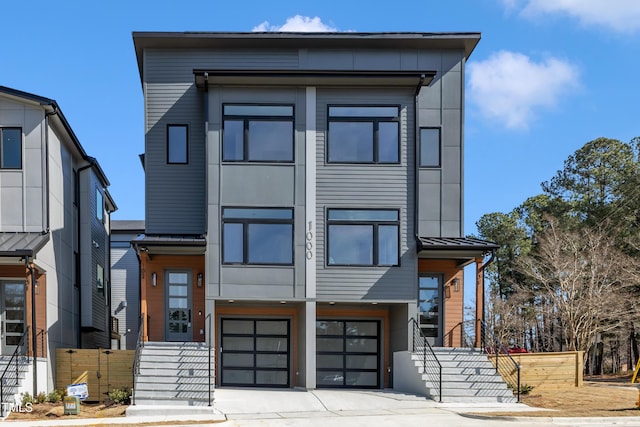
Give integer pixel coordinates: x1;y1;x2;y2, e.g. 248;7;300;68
76;161;94;348
43;108;55;233
24;256;37;396
479;249;497;326
413;74;425;240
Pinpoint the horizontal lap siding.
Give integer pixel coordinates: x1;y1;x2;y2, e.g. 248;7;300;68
143;50;299;235
315;89;416;300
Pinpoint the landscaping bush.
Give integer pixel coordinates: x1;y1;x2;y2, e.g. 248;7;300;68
20;392;33;406
107;387;131;405
47;389;63;403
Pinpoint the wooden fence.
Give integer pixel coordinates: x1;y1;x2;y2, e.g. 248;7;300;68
55;349;134;402
491;351;584;389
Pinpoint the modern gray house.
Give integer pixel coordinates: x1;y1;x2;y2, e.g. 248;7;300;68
130;32;507;406
110;220;144;349
0;86;116;400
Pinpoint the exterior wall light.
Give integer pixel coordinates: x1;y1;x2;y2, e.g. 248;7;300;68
452;278;461;292
151;272;157;287
197;272;203;287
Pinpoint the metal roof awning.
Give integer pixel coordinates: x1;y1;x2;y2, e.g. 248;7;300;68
417;236;498;264
132;234;207;256
0;232;50;258
194;69;436;90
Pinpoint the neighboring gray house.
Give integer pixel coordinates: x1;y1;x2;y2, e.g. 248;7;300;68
130;32;502;406
110;220;144;349
0;86;116;398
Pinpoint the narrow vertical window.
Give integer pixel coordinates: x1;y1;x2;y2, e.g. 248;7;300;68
419;128;440;167
96;188;104;223
0;127;22;169
167;124;188;164
97;264;104;290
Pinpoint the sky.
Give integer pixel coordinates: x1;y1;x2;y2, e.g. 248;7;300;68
2;0;639;239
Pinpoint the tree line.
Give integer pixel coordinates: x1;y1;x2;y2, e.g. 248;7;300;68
475;137;640;375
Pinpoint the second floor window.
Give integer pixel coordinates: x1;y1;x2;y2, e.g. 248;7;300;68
327;106;400;164
327;209;399;266
1;127;22;169
222;207;294;265
96;188;104;223
223;105;294;162
167;124;188;164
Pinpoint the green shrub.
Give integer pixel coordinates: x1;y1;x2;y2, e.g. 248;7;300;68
47;389;63;403
107;387;131;405
20;392;33;406
35;391;47;404
507;383;535;395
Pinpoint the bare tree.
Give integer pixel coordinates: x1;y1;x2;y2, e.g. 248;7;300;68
517;218;640;354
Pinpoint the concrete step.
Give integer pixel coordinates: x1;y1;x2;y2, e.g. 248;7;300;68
134;389;212;400
135;382;213;392
129;399;215;408
126;404;221;416
136;376;213;385
138;368;212;377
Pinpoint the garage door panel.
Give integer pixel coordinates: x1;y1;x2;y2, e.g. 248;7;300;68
316;319;380;389
220;318;290;387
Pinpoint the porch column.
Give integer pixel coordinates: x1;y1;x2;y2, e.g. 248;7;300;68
305;301;316;389
475;257;484;348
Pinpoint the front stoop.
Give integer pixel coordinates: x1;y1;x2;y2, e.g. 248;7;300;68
394;348;517;403
130;342;217;414
0;355;30;417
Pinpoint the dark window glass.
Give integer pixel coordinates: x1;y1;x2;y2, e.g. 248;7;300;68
223;120;244;161
327;106;399;164
223;105;294;162
328;225;373;265
222;207;294;265
247;223;293;264
328;122;373;162
420;128;440;167
167;125;188;164
326;209;399;267
248;121;293;161
223;223;243;263
1;128;22;169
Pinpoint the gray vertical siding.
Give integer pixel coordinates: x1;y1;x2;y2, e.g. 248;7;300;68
315;88;417;300
417;51;465;237
0;98;45;232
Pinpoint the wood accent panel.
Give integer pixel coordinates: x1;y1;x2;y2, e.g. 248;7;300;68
139;255;205;342
56;349;134;402
0;265;47;357
216;305;299;387
418;259;464;347
490;351;584;389
317;306;390;388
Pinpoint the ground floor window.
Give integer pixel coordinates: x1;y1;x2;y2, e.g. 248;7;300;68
316;320;380;388
220;318;290;387
418;274;442;346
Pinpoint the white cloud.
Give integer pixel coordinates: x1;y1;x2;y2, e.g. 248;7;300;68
503;0;640;33
467;50;579;130
253;15;337;32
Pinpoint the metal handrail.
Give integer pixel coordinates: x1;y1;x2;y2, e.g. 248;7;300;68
205;313;213;407
131;314;145;406
0;327;29;417
479;319;521;402
410;318;442;402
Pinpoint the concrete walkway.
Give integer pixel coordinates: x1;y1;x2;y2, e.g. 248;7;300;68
5;389;640;426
